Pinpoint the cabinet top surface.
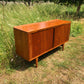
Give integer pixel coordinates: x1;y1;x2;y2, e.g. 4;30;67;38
14;19;71;33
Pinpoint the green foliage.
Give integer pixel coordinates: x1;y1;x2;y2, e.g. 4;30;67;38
0;3;83;72
71;22;82;37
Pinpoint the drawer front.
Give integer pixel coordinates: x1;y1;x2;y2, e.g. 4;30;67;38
31;28;54;58
54;24;70;47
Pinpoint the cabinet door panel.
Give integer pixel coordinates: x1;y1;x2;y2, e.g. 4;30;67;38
31;28;53;58
54;24;70;47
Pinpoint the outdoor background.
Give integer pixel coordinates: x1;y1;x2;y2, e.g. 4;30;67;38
0;0;84;84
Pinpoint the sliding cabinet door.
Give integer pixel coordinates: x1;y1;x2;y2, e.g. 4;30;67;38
30;28;54;59
54;24;70;47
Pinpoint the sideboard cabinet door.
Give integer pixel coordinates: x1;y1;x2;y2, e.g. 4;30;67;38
54;24;70;47
30;28;54;59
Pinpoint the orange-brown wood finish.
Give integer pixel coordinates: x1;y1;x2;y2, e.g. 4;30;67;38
36;58;38;67
14;19;71;67
31;28;53;58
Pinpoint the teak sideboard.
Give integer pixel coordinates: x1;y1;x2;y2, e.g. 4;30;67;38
14;19;71;67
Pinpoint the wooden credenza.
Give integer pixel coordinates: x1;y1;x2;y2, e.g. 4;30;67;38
14;19;71;67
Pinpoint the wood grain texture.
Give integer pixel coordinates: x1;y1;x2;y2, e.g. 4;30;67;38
14;29;29;60
14;19;71;66
31;28;53;58
14;19;71;33
54;24;70;47
28;40;68;61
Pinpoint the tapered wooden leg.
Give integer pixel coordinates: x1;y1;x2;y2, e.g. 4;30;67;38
36;58;38;67
62;44;64;51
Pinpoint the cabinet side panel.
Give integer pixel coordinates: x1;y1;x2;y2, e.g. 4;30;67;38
54;24;71;47
14;29;29;61
31;28;53;58
65;24;71;40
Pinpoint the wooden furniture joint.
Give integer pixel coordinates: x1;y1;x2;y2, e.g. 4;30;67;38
14;19;71;67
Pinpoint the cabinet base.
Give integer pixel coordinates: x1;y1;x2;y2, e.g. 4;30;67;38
35;44;64;67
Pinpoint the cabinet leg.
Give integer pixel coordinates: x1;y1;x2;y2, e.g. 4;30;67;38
62;44;64;51
35;58;38;67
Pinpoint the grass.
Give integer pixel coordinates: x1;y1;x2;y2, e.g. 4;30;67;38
70;22;82;37
53;60;71;69
0;2;83;70
39;60;48;67
8;80;16;84
0;2;84;84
